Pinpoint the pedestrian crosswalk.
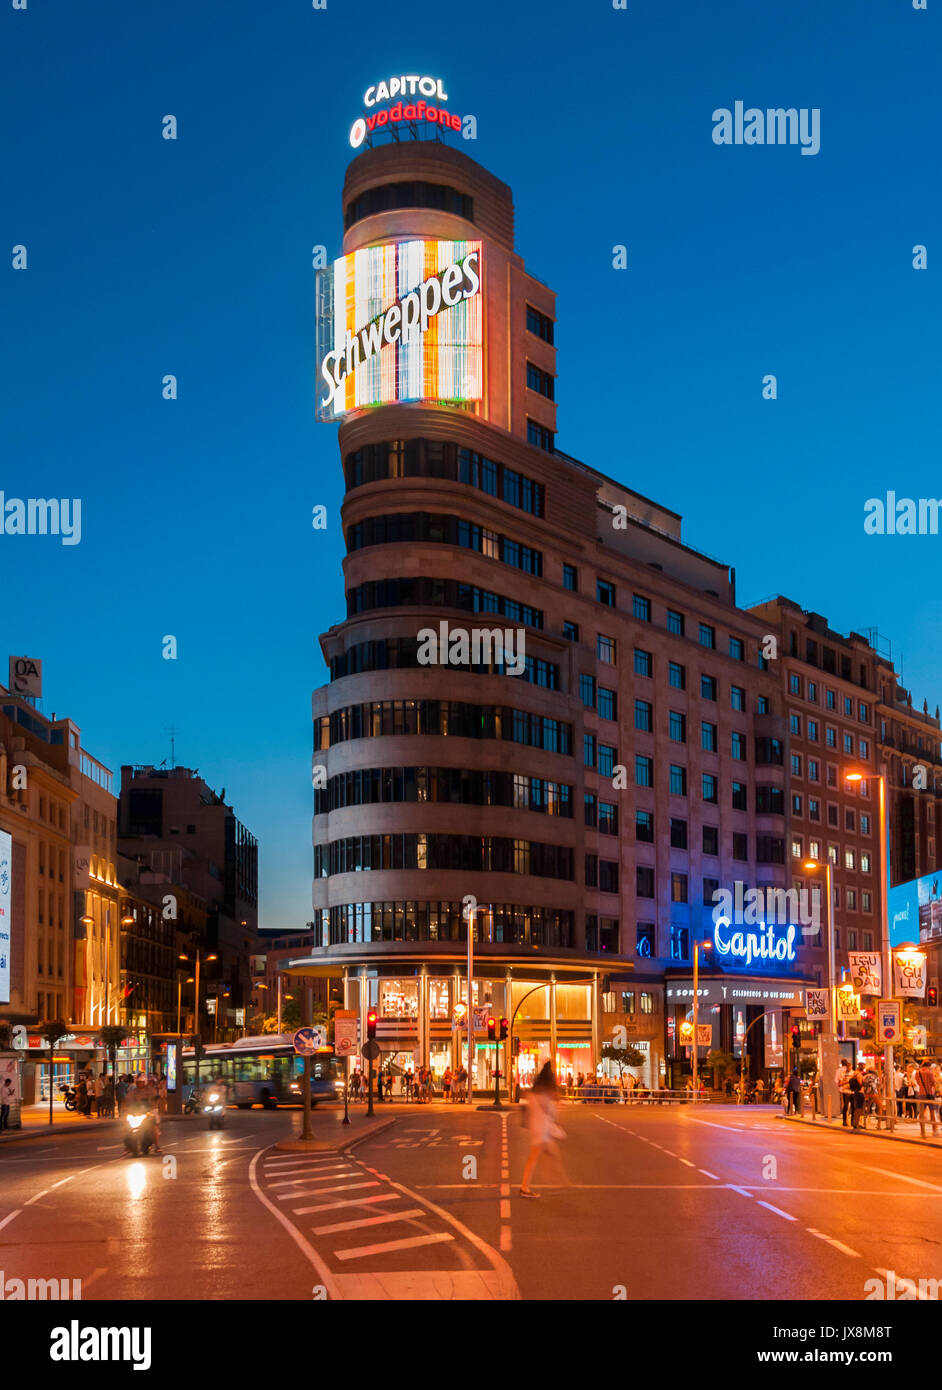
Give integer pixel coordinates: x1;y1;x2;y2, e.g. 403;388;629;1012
255;1147;509;1294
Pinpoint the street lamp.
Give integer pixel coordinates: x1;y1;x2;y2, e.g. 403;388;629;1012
804;856;841;1120
179;950;217;1095
692;938;711;1102
844;767;894;1131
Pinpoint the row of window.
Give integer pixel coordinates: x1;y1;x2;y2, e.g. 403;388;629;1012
321;899;574;948
636;654;766;714
789;669;872;717
315;834;575;880
792;794;872;832
343;180;474;231
526;361;554;399
346;512;543;578
791;755;871;783
329;638;559;689
316;701;574;753
580;674;618;721
635;760;775;809
347;577;544;629
314;767;573;818
791;838;875;873
342;439;545;518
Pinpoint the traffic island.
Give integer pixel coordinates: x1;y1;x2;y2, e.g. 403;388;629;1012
782;1111;942;1150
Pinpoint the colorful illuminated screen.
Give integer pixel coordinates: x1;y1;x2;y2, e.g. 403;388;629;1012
316;238;482;420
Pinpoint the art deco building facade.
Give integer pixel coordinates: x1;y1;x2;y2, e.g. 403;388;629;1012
302;136;841;1090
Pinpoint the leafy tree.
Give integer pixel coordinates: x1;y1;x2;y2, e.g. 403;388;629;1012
601;1042;646;1080
99;1025;127;1083
706;1048;735;1087
39;1019;70;1126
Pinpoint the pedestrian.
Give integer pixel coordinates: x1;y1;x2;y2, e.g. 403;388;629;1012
424;1067;435;1104
754;1076;766;1105
116;1076;128;1117
848;1066;865;1129
76;1074;89;1116
0;1076;14;1131
836;1060;852;1126
442;1066;453;1103
349;1070;361;1102
915;1057;939;1137
520;1062;566;1199
785;1068;802;1115
101;1076;115;1118
384;1071;393;1100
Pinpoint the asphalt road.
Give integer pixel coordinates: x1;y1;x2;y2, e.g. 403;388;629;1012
2;1103;940;1301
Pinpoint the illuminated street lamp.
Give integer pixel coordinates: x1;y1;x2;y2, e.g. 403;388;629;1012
804;857;838;1035
844;767;893;1130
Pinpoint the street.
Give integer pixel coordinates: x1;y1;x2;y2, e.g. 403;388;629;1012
2;1103;940;1302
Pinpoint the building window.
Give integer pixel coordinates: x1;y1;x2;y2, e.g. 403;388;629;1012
585;854;598;887
599;861;619;893
636;866;655;898
584;734;596;768
635;755;653;787
667;609;685;636
732;781;747;811
701;721;718;752
526;304;554;343
584;793;597;827
702;825;719;856
670;872;688;902
731;686;746;711
527;419;554;452
790;714;801;736
563;564;578;592
598;801;618;835
669;764;687;796
669;711;687;743
636;809;654;842
563;620;579;641
669;661;685;689
596;579;615;607
701;675;717;701
598;634;616;664
733;832;748;861
731;732;746;761
622;991;636;1015
580;674;597;707
699;624;716;649
670;818;688;849
526;361;555;399
597;687;617;722
790;674;802;696
636;924;655;957
702;774;718;803
632;593;651;621
634;648;652;676
598;744;617;778
729;637;744;661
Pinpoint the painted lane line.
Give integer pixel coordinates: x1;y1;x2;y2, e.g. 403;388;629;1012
699;1169;720;1180
23;1189;49;1206
279;1181;379;1200
0;1210;22;1232
267;1171;357;1187
293;1194;402;1216
807;1228;860;1258
96;1145;122;1152
677;1158;696;1168
50;1175;76;1189
312;1208;424;1236
263;1164;350;1177
500;1199;510;1220
334;1231;454;1262
248;1149;339;1301
861;1165;942;1193
500;1226;512;1252
756;1201;797;1222
728;1186;755;1198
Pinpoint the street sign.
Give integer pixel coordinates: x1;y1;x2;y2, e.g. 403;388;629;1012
293;1026;325;1055
361;1038;381;1062
804;989;829;1020
334;1010;359;1057
876;1000;901;1045
696;1024;712;1047
472;1007;489;1032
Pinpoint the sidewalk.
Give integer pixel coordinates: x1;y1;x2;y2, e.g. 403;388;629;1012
782;1108;942;1150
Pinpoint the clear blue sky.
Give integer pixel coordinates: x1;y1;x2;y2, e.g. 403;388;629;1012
2;0;939;931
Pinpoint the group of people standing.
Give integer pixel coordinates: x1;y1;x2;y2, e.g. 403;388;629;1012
836;1058;940;1133
70;1070;166;1119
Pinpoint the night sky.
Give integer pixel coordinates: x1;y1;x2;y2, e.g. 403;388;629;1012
3;0;939;929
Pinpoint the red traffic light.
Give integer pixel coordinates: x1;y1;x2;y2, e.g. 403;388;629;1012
928;986;939;1008
366;1008;378;1040
486;1016;496;1041
499;1017;509;1041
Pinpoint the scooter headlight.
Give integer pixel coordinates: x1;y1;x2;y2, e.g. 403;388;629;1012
127;1114;144;1130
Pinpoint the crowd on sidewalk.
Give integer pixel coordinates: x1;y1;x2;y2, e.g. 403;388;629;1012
60;1070;167;1120
833;1057;940;1133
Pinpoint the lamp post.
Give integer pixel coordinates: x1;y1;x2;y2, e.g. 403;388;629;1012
804;857;839;1119
463;898;476;1103
845;768;893;1131
692;938;711;1102
180;949;216;1098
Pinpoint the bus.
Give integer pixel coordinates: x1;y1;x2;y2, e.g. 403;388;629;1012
181;1034;344;1109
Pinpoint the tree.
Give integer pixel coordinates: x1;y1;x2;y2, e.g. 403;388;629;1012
601;1042;646;1080
706;1048;735;1088
99;1026;127;1085
39;1019;70;1127
0;1019;12;1051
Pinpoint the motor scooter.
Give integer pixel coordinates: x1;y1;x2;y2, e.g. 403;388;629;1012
203;1090;225;1130
123;1108;157;1156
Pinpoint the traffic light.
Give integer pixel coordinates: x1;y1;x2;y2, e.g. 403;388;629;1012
366;1008;377;1040
499;1017;509;1041
928;986;939;1008
790;1025;801;1051
487;1016;497;1042
512;1037;521;1057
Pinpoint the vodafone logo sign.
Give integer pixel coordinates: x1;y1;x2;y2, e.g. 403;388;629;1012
348;74;461;148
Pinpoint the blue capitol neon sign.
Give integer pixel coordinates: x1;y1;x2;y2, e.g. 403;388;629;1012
713;921;797;969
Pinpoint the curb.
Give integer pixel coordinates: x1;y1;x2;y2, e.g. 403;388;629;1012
0;1112;201;1147
781;1113;942;1151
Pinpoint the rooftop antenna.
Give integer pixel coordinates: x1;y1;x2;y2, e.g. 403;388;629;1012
164;725;178;769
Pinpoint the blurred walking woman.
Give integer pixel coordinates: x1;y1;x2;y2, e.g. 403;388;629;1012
520;1063;565;1198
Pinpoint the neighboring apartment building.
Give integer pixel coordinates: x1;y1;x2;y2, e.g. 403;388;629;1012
118;765;259;1041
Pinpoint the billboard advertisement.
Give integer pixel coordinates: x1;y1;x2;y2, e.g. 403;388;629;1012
888;869;942;947
0;828;11;1004
316;238;482;420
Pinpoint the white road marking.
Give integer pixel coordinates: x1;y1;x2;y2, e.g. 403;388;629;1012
312;1208;424;1236
500;1225;512;1252
279;1181;379;1200
293;1194;401;1215
677;1158;696;1168
334;1232;454;1261
499;1199;511;1219
807;1228;860;1257
248;1149;339;1300
0;1210;22;1231
23;1189;49;1206
756;1201;797;1221
860;1165;942;1193
50;1175;76;1188
267;1171;356;1187
699;1169;720;1179
728;1186;754;1198
263;1163;349;1177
